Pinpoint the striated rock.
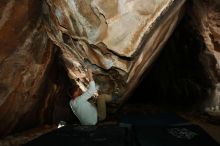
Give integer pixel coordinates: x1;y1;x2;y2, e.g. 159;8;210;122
190;0;220;112
0;0;55;136
44;0;186;109
0;0;187;137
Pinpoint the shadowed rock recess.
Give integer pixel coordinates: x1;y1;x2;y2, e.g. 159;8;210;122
130;0;220;111
0;0;219;137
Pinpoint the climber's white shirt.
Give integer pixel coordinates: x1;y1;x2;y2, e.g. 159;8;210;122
69;81;97;125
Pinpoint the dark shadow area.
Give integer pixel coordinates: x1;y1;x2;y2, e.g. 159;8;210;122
49;50;80;124
128;12;214;111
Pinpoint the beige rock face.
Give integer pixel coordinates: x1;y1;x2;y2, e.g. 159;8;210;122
44;0;186;107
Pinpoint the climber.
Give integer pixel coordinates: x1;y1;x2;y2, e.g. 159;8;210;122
69;66;98;125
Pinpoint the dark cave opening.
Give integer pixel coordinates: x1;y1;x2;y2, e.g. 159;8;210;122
127;13;214;112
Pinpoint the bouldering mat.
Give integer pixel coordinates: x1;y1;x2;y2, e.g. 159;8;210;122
134;124;219;146
120;114;189;126
120;114;219;146
23;125;136;146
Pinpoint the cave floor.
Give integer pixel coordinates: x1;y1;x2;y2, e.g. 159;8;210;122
1;104;220;146
119;103;220;144
181;113;220;144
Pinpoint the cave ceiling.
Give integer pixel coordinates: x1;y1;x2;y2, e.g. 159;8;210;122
44;0;186;103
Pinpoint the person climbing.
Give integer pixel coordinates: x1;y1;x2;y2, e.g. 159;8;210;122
69;66;98;125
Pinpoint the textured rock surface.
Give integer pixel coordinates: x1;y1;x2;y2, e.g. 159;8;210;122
44;0;186;108
0;0;55;136
0;0;186;137
191;0;220;110
127;0;220;115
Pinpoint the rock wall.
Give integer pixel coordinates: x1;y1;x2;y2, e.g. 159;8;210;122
0;0;188;137
128;0;220;114
191;0;220;111
43;0;186;109
0;0;55;136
